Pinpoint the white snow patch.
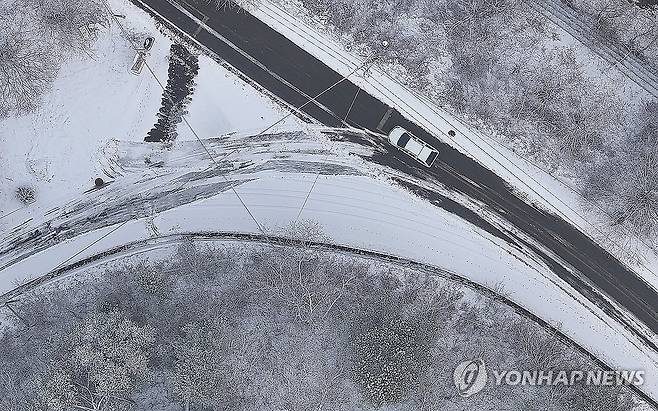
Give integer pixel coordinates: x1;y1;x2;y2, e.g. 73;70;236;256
176;54;301;142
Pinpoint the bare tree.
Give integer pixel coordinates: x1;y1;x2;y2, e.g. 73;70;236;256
0;239;646;410
170;322;227;411
586;145;658;238
24;0;109;53
212;0;261;11
507;47;622;162
0;8;58;117
39;311;155;411
351;315;428;406
571;0;658;63
510;319;575;370
245;220;368;326
566;380;638;411
583;101;658;241
15;185;37;205
0;368;35;411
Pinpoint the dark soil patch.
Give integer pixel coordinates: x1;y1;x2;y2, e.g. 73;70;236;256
145;43;199;142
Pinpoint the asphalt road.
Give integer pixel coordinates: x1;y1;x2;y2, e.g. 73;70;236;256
134;0;658;348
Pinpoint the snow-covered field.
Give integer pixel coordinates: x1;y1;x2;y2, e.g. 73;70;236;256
1;0;166;214
0;0;300;223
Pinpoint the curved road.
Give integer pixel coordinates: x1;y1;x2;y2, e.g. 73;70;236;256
117;0;658;351
3;231;657;406
4;229;657;408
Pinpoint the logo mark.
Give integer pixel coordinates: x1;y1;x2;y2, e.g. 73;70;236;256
454;359;487;397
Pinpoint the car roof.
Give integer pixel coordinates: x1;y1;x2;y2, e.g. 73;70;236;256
388;126;439;166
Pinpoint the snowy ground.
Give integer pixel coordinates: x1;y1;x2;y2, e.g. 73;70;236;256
0;0;300;224
1;0;658;405
252;0;658;288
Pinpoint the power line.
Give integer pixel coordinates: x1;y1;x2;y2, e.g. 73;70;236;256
157;0;355;130
249;5;658;326
0;206;26;221
106;1;274;233
295;76;363;222
25;1;268;281
258;58;373;136
112;0;381;231
52;220;130;271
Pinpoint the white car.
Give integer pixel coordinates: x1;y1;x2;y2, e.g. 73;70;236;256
387;126;439;167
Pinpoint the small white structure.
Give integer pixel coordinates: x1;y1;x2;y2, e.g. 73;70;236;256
130;51;146;75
